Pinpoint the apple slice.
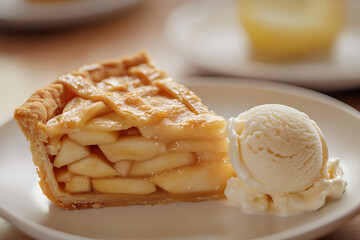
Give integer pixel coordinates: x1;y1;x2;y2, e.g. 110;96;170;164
92;178;156;194
53;136;90;168
55;168;75;183
152;161;235;194
65;175;91;193
68;130;119;146
129;153;194;176
114;160;132;177
68;154;118;178
99;136;166;162
168;140;228;153
196;152;229;162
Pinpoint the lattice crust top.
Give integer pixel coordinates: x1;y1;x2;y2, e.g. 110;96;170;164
41;51;226;141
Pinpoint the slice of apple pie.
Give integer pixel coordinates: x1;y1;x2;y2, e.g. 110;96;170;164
14;51;235;209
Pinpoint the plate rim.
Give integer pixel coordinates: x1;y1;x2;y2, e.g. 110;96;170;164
183;77;360;119
0;205;92;240
1;77;360;240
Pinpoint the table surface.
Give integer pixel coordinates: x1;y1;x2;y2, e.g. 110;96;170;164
0;0;359;239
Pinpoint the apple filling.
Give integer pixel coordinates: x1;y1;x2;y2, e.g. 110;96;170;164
46;96;233;197
52;130;231;195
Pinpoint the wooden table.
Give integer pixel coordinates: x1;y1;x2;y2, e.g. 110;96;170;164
0;0;359;239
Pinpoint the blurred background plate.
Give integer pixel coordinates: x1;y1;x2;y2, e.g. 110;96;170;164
0;0;142;30
165;0;360;91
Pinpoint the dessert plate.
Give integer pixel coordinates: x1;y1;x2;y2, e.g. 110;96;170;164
165;0;360;90
0;78;359;240
0;0;142;30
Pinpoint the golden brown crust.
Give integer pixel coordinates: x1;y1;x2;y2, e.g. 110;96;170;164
14;51;229;210
14;83;70;208
64;192;226;210
14;84;66;137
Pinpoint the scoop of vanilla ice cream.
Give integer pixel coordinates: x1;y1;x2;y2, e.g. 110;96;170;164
225;104;347;216
230;104;328;194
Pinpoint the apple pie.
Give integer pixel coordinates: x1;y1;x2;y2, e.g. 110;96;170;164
14;51;234;209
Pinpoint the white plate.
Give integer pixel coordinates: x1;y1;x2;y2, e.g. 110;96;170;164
165;0;360;91
0;0;141;30
1;78;360;240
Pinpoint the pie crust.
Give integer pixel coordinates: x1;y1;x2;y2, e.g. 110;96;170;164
14;51;234;209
